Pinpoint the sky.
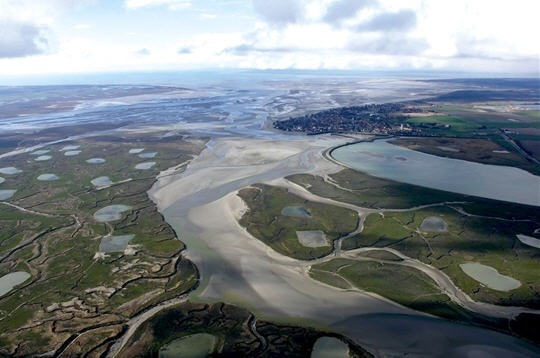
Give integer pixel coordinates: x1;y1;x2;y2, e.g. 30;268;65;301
0;0;539;77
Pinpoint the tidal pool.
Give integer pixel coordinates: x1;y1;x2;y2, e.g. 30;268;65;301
135;161;156;170
99;234;134;253
37;174;59;181
0;167;22;175
30;149;50;155
138;152;157;158
281;206;312;218
460;263;521;291
64;150;81;156
93;205;131;222
35;155;52;161
86;158;106;164
311;337;349;358
420;216;448;232
516;234;540;249
0;271;31;297
91;176;113;186
129;148;145;154
159;333;217;358
60;145;80;151
297;230;329;247
331;139;540;206
0;190;17;200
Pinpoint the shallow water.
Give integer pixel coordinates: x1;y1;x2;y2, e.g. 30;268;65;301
30;149;50;155
138;152;157;158
311;337;349;358
420;216;447;232
91;176;113;186
35;155;52;161
281;205;311;218
159;333;216;358
0;167;22;175
37;173;59;181
93;204;131;222
135;161;156;170
64;150;81;156
60;145;80;151
86;158;106;164
0;190;17;200
516;234;540;249
331;139;540;206
0;271;31;297
99;234;134;252
129;148;145;154
460;263;521;291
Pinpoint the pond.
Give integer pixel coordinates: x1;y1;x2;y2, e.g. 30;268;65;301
516;234;540;249
129;148;145;154
0;271;31;297
0;177;4;184
0;167;22;175
297;230;329;247
0;190;17;200
86;158;106;164
460;262;521;291
91;176;113;186
37;174;60;181
35;155;52;161
139;152;157;158
311;337;349;358
93;205;132;222
30;149;50;155
159;333;217;358
135;162;156;170
64;150;81;156
331;139;540;206
60;145;80;151
281;206;312;218
99;234;134;253
420;216;448;232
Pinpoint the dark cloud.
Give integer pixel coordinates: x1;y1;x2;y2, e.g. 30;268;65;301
252;0;302;25
0;19;49;58
357;9;417;32
323;0;375;24
136;48;150;55
348;34;428;55
177;47;192;54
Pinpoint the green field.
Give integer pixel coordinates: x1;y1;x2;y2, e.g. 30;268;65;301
238;184;358;260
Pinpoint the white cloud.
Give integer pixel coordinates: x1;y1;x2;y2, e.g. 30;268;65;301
125;0;192;10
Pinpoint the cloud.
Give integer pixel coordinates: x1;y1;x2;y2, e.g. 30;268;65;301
349;34;428;55
0;19;50;58
223;44;295;55
252;0;302;25
177;46;192;54
136;48;150;55
323;0;375;24
357;9;417;32
125;0;192;10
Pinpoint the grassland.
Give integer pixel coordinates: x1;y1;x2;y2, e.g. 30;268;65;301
0;132;206;356
119;301;372;357
238;184;358;260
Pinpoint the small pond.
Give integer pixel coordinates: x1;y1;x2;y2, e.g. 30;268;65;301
0;271;31;297
93;205;132;222
311;337;349;358
35;155;52;161
99;235;134;253
0;167;22;175
30;149;50;155
138;152;157;158
159;333;217;358
64;150;81;156
91;176;113;186
516;234;540;249
0;190;17;200
129;148;145;154
281;206;312;218
460;262;521;291
135;162;156;170
297;230;329;247
61;145;80;151
86;158;106;164
37;174;60;181
420;216;448;232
